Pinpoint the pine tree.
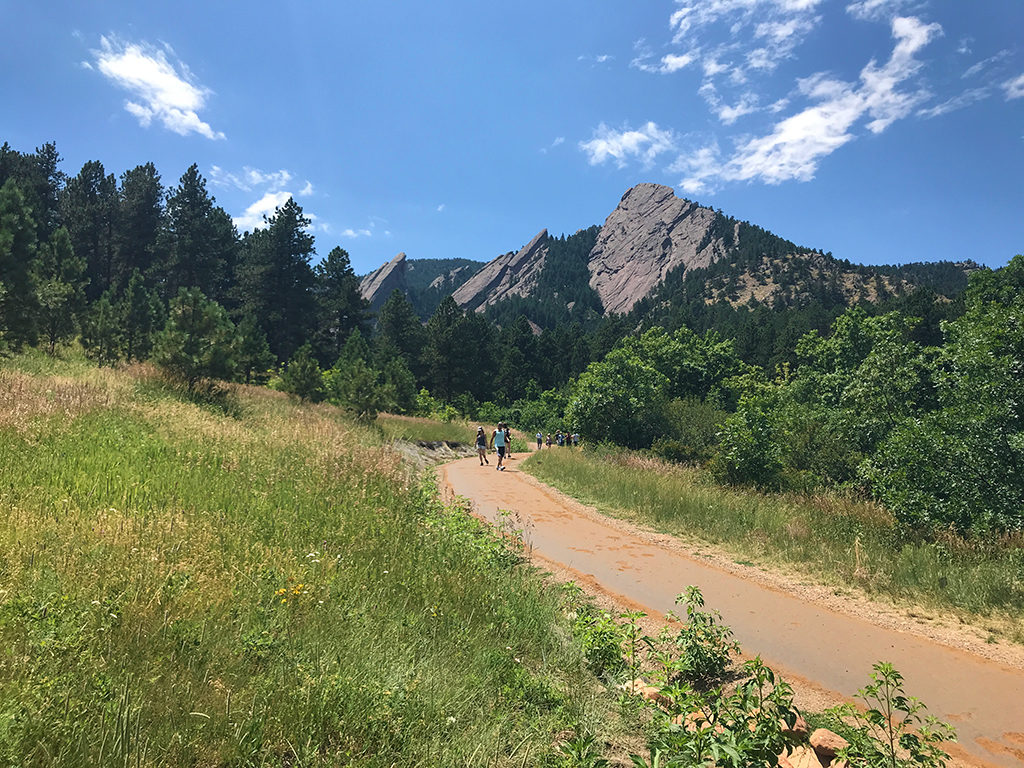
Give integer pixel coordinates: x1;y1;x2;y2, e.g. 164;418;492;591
116;163;164;292
313;246;368;362
280;342;323;402
60;160;119;300
163;164;237;302
236;314;275;384
375;288;426;380
35;227;87;354
0;179;40;349
153;288;237;391
80;292;123;366
118;269;164;361
234;197;316;362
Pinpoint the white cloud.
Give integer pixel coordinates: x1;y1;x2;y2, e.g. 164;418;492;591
233;191;296;232
917;87;990;118
299;180;314;197
670;15;941;189
579;122;677;168
578;53;614;64
540;136;566;154
340;228;372;239
91;35;224;140
436;204;446;212
210;165;295;193
962;49;1012;79
1004;74;1024;100
845;0;917;22
644;1;825;86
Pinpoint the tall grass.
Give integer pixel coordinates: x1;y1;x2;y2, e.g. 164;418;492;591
523;447;1024;628
0;356;603;766
375;413;477;445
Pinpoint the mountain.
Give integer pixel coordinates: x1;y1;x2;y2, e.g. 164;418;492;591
452;229;549;312
359;183;974;331
587;183;736;314
360;254;484;317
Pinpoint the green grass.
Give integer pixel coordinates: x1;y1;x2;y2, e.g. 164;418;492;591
523;447;1024;634
375;413;477;445
0;357;612;767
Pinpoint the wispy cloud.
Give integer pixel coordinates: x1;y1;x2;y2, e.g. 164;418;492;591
540;136;566;154
578;53;614;65
298;180;314;197
340;228;372;239
580;122;677;168
845;0;919;22
671;15;941;191
89;35;224;140
436;204;446;212
1004;74;1024;100
917;87;990;118
210;165;293;193
962;49;1012;79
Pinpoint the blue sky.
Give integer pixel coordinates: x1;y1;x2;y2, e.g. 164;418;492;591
2;0;1022;274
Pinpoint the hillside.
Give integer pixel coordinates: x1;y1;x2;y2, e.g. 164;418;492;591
0;352;608;766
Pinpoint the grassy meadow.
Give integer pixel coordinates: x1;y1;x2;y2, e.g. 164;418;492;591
0;352;610;767
523;447;1024;640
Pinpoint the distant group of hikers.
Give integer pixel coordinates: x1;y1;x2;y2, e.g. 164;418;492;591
475;422;579;471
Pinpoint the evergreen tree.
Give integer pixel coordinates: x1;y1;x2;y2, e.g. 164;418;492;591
0;142;63;242
163;164;237;302
234;197;317;362
422;296;465;401
116;163;164;291
153;288;237;390
235;314;275;384
313;246;368;363
375;288;426;379
280;342;323;402
34;227;87;354
0;179;40;349
60;160;119;300
80;292;123;366
118;269;164;361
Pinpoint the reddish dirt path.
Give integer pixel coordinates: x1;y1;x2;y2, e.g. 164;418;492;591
439;453;1024;768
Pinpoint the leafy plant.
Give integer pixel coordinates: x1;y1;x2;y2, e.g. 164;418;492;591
670;586;739;690
830;662;956;768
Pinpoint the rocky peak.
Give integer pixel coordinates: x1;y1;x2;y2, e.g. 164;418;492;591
360;252;407;311
587;183;729;314
452;229;550;312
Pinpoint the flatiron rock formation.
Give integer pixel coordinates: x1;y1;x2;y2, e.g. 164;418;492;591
359;252;408;311
587;183;732;314
452;229;549;312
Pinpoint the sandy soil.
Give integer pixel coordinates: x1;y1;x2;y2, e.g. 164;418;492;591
438;452;1024;768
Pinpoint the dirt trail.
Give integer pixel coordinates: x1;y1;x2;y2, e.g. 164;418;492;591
439;453;1024;768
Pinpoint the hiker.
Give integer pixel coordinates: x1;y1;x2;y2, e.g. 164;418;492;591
490;421;507;471
546;433;552;448
476;426;489;465
536;431;543;450
505;425;513;459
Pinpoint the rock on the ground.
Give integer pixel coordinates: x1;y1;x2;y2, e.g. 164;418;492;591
782;745;827;768
782;712;810;740
810;728;850;759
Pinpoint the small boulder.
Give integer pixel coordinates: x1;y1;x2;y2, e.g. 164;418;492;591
783;745;826;768
810;728;850;759
781;712;810;739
